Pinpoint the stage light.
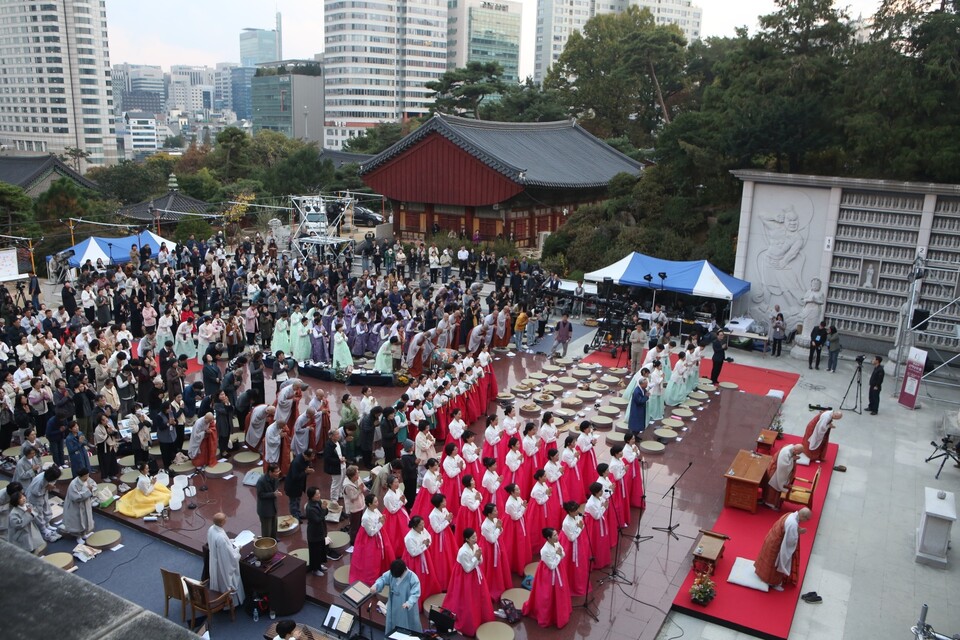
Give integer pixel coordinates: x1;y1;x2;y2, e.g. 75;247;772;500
643;274;653;283
658;272;668;280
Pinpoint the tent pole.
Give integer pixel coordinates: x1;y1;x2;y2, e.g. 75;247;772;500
68;220;75;246
28;238;36;273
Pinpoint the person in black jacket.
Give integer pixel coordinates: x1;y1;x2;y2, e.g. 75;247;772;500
323;430;346;502
380;406;399;464
257;463;282;538
213;390;235;458
809;321;828;370
305;486;330;576
201;354;222;397
399;439;418;506
710;331;727;385
866;356;884;415
285;449;315;520
359;406;382;469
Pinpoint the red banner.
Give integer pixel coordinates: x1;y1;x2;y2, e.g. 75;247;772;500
898;347;927;410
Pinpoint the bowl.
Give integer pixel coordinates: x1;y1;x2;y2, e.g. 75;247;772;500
253;537;278;561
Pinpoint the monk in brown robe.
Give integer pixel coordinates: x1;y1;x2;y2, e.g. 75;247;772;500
763;444;804;509
754;507;812;590
802;410;841;462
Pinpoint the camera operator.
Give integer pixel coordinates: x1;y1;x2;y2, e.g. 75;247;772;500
866;356;884;416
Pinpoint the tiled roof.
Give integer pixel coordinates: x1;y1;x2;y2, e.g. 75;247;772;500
360;114;642;189
0;155;98;191
118;191;212;222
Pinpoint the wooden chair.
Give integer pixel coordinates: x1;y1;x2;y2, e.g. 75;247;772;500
782;467;821;511
160;568;189;622
183;577;236;629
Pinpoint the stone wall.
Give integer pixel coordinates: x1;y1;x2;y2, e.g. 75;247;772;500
732;171;960;359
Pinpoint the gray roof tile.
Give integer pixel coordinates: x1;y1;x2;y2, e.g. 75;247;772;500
360;114;642;189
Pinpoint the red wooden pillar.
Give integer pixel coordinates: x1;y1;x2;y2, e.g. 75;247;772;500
464;206;475;237
528;209;536;248
426;203;435;236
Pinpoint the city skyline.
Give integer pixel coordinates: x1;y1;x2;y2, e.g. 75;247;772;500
108;0;882;82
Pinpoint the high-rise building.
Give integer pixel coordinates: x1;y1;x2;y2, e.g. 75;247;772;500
121;111;159;159
167;65;215;113
251;61;324;142
0;0;118;169
231;67;256;121
447;0;522;83
240;27;280;67
534;0;702;84
632;0;701;40
112;63;164;116
323;0;447;149
215;62;238;113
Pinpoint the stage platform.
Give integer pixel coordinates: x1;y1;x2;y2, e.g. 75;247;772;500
9;349;785;640
670;435;839;640
582;349;801;400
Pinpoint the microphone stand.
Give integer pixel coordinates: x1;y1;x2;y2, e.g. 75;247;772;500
571;551;599;621
653;461;692;541
597;490;632;586
622;460;653;546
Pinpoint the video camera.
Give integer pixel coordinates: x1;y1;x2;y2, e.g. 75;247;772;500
855;354;865;365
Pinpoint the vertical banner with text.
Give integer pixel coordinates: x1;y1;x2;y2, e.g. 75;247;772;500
898;347;928;410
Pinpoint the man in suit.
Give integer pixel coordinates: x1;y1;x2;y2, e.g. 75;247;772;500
285;449;315;521
628;379;649;434
866;356;884;415
256;463;282;539
710;330;727;385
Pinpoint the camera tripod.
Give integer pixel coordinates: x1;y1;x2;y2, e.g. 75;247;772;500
924;438;959;479
840;360;863;414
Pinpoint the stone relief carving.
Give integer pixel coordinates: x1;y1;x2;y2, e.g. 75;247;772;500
750;194;813;327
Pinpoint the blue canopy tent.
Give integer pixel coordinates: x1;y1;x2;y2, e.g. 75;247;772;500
60;231;177;268
584;252;750;301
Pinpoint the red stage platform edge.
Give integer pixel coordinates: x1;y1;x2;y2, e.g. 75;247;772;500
581;349;801;400
669;435;839;640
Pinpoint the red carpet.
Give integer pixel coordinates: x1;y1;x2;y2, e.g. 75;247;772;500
670;434;839;640
132;341;203;376
581;349;801;400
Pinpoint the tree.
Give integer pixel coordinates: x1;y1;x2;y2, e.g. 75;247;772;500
342;122;407;155
0;182;34;234
545;7;686;145
260;144;333;196
700;0;854;173
210;127;251;182
33;178;92;224
479;79;569;122
173;217;215;245
178;168;221;202
163;135;185;148
60;147;91;173
426;62;509;119
86;160;168;204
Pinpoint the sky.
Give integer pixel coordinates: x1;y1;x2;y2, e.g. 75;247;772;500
107;0;883;81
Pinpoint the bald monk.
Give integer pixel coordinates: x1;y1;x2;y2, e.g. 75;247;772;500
754;507;812;591
802;410;841;462
188;412;217;469
244;404;275;450
763;444;803;510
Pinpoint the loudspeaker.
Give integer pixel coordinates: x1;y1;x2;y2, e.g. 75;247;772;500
600;277;613;299
911;309;930;331
428;606;456;634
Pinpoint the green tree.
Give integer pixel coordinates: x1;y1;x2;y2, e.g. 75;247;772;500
545;6;685;144
173;217;216;244
60;147;91;173
86;160;168;204
479;79;568;122
0;182;34;234
426;62;509;119
163;134;185;148
260;145;333;195
178;167;222;202
701;0;854;172
210;127;251;182
342;122;408;155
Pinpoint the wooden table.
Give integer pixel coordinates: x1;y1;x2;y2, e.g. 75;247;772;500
692;530;728;576
723;449;771;513
262;622;330;640
202;542;307;616
755;429;779;455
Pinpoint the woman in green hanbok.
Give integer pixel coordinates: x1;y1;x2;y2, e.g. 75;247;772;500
271;313;291;355
291;316;312;362
332;324;354;370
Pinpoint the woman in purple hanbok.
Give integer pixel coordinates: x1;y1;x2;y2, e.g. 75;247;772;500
351;317;369;357
310;321;330;364
321;304;336;333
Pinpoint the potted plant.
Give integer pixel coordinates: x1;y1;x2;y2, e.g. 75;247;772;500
689;572;716;606
770;409;785;439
